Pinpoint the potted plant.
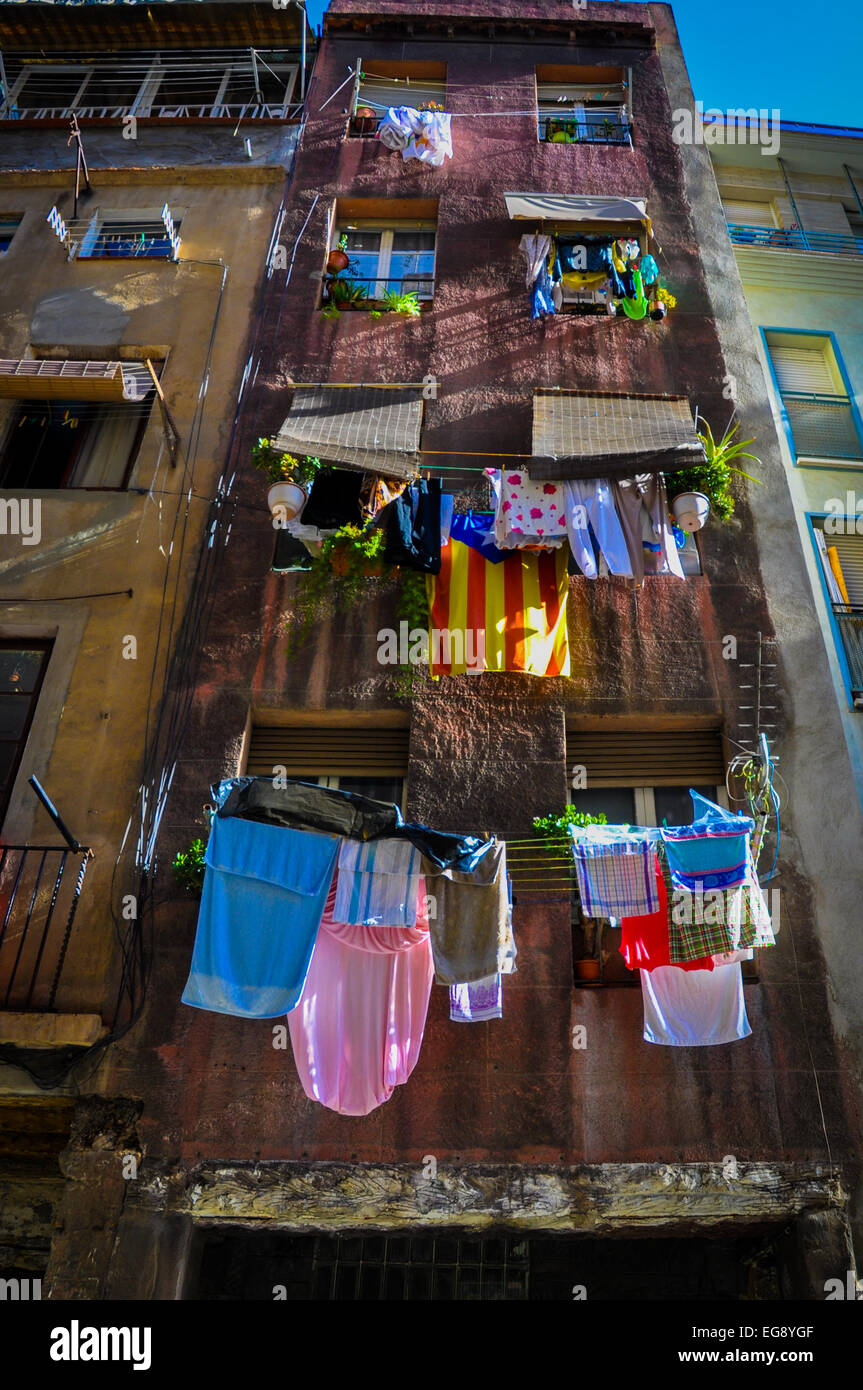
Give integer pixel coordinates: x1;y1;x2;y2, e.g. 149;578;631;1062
351;104;378;136
326;277;369;310
649;285;676;321
666;417;762;525
327;233;350;275
302;523;390;607
251;438;324;522
370;288;423;318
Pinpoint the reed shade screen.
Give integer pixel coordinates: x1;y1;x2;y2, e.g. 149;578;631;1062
529;391;705;481
0;358;151;402
246;725;410;779
273;386;424;480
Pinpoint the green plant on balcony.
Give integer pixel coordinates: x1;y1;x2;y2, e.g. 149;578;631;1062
379;288;423;317
171;837;207;896
251;439;324;487
326;277;369;309
666;418;761;522
532;807;608;841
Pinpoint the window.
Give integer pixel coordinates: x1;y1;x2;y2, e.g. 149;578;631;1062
811;519;863;706
0;217;22;253
0;643;51;825
327;221;436;306
349;62;446;135
75;208;182;261
245;724;409;809
0;368;158;489
764;331;863;462
536;65;630;145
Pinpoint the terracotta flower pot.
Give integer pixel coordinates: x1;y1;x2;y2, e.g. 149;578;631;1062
329;547;350;577
327;248;350;274
575;959;601;981
362;558;385;577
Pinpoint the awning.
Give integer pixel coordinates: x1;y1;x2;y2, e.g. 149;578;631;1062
505;193;651;234
273;386;423;480
0;358;151;402
529;391;705;481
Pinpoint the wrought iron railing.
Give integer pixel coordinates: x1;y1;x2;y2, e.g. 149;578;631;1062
781;392;863;460
832;604;863;695
728;223;863;257
323;274;434;307
539;112;632;144
0;778;92;1014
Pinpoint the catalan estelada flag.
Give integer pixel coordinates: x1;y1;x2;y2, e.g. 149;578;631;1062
426;513;570;677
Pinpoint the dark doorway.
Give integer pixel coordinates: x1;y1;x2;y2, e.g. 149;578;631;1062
190;1228;783;1301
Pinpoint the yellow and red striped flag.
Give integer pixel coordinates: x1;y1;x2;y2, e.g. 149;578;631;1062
426;515;570;677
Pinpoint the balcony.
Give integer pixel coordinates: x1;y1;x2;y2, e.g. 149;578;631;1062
728;224;863;257
781;393;863;461
833;605;863;700
539;112;632;146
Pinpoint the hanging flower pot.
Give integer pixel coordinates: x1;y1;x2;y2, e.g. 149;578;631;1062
327;248;350;274
672;491;711;532
267;480;307;523
351;106;378;136
575;959;601;981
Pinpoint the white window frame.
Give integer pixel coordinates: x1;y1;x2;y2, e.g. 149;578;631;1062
537;81;628;142
335;220;437;301
316;774;407;814
353;75;446;119
7;64;95;116
633;784;729;825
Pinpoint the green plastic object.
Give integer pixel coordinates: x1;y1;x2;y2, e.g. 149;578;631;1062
621;268;648;319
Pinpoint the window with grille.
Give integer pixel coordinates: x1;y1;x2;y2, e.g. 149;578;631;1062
245;724;409;808
811;520;863;701
74;208;183;261
536;65;630;144
765;331;863;462
0;643;51;825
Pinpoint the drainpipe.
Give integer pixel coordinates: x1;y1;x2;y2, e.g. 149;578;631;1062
777;156;809;250
298;2;307;103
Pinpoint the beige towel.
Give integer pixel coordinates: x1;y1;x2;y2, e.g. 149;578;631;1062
422;843;513;984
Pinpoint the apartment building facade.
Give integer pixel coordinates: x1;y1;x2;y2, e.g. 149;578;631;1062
3;0;863;1303
712;121;863;801
0;0;311;1292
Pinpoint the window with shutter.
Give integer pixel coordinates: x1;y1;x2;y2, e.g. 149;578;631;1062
245;724;409;808
765;333;862;461
723;199;777;229
767;341;837;395
564;726;727;825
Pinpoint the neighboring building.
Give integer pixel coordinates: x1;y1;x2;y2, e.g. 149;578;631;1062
711;119;863;804
3;0;863;1304
0;0;312;1288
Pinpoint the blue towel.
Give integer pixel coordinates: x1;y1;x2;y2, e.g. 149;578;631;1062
660;791;754;893
182;817;339;1018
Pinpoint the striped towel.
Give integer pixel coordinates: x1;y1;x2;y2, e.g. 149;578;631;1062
570;825;660;919
335;838;423;927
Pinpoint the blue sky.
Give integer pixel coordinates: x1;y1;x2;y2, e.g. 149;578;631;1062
303;1;862;129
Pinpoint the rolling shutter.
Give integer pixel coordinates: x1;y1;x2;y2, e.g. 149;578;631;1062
246;725;409;778
824;533;863;606
767;341;836;395
722;199;776;228
796;197;853;236
565;727;725;788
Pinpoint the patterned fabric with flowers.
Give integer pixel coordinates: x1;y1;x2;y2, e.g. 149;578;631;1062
486;468;568;549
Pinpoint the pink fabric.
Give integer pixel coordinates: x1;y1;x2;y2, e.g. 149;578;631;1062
287;874;434;1116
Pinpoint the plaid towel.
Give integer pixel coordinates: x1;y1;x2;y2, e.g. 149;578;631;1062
664;844;775;963
570;826;659;919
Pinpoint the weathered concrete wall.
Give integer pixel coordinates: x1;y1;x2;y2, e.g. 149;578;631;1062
0;162;284;1028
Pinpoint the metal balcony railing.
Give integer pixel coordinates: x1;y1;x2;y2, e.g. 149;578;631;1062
0;778;92;1014
323;275;434;307
833;605;863;696
0;845;92;1013
781;393;863;460
539;112;632;145
728;223;863;257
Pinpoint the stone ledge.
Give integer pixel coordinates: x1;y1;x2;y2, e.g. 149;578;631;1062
0;1013;106;1050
